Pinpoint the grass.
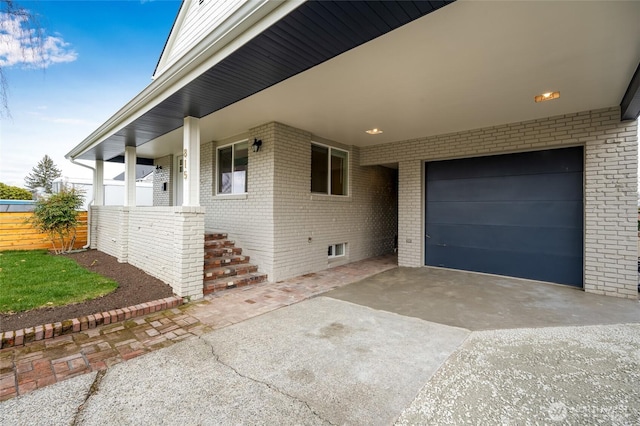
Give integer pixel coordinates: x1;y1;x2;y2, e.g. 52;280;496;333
0;250;118;314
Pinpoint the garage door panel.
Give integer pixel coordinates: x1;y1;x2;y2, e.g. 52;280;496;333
425;146;583;287
425;246;583;287
426;224;583;257
427;172;583;202
426;200;583;228
426;148;584;181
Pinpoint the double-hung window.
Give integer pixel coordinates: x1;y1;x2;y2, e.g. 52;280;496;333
217;141;248;194
311;143;348;196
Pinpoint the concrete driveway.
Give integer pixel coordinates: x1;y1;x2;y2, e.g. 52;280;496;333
2;267;639;425
326;267;640;330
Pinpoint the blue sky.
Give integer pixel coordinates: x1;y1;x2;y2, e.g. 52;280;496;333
0;0;181;187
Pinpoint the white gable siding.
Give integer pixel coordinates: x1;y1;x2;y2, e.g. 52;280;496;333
156;0;249;77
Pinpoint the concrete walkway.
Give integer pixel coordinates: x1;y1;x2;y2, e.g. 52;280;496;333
2;260;640;424
0;254;397;401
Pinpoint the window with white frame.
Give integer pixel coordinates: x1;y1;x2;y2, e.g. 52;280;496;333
217;141;248;194
311;143;348;196
328;243;346;258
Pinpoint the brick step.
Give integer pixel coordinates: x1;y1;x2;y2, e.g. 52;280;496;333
204;254;250;267
203;272;268;295
204;247;243;258
203;263;258;281
204;239;235;249
205;233;227;241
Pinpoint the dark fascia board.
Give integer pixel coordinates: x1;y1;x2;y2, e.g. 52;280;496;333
621;61;640;121
107;155;155;166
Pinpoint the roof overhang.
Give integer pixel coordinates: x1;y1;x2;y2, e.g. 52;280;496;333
68;0;451;162
65;0;307;161
68;0;640;162
621;62;640;121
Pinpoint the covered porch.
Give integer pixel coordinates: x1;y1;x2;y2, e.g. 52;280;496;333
68;1;640;300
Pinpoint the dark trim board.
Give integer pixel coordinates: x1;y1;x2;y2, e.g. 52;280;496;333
621;61;640;121
424;147;584;287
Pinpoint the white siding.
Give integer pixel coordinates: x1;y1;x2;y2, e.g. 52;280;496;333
156;0;248;77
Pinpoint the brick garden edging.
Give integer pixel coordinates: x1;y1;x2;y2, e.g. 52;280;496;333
0;254;398;401
0;296;184;349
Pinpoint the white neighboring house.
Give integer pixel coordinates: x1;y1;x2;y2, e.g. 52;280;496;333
53;175;153;210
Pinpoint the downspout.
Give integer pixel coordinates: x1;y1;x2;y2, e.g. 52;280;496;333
68;158;95;249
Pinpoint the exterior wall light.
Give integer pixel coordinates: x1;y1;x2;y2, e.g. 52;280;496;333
252;138;263;152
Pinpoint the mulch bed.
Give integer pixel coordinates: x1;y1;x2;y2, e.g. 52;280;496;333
1;250;175;333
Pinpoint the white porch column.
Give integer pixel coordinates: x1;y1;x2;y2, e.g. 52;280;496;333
94;160;104;206
183;116;201;206
124;146;136;206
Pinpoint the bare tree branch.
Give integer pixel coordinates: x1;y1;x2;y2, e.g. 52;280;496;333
0;0;45;118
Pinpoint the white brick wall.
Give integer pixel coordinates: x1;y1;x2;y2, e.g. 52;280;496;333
397;160;422;268
200;125;276;278
90;205;205;299
271;123;398;280
90;206;128;262
584;111;638;299
153;155;173;206
102;107;635;300
361;107;638;299
199;122;398;282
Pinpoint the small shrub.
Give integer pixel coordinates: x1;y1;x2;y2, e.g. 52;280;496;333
28;187;85;254
0;182;32;200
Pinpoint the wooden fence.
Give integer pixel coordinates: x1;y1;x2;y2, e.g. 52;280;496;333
0;211;88;251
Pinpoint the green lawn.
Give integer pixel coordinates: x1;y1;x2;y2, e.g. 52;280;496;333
0;250;118;314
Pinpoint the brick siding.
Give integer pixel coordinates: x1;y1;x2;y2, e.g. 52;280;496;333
153;155;173;206
200;125;276;278
199;122;398;282
90;206;128;261
271;123;398;280
90;206;205;299
361;107;638;299
141;107;636;299
397;160;423;268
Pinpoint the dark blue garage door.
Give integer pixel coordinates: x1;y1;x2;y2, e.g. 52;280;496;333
425;147;583;287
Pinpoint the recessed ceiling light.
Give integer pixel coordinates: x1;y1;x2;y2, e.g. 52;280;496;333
366;128;383;135
535;91;560;103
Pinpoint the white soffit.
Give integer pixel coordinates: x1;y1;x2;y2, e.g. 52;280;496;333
138;0;640;157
